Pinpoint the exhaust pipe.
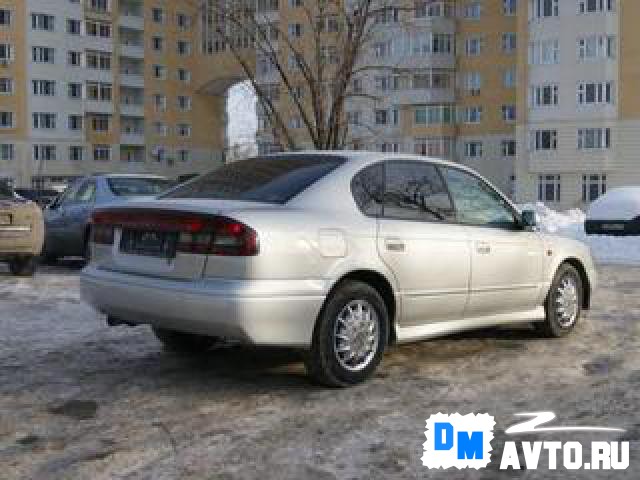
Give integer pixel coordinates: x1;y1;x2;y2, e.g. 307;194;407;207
106;315;137;327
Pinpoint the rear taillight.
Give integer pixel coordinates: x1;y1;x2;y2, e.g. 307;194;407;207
90;210;259;256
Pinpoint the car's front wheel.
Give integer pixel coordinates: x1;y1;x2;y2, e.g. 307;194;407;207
535;263;583;337
8;256;38;277
304;280;389;387
152;327;220;353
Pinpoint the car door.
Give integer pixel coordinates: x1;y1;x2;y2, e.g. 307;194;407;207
44;182;81;256
377;161;471;327
441;166;544;317
64;179;97;254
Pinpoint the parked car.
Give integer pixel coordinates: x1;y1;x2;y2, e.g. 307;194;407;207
0;183;45;276
585;187;640;236
43;174;174;262
14;188;61;207
81;153;597;387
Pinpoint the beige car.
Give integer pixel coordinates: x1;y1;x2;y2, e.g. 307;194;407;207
0;184;44;276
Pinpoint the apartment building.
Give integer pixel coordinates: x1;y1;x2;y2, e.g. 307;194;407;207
0;0;224;189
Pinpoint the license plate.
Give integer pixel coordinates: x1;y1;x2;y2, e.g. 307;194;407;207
0;214;10;226
601;223;625;231
120;230;177;258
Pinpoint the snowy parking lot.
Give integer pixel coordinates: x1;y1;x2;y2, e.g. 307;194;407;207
1;258;639;479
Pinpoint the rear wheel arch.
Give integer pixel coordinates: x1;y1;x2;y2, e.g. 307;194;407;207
325;269;398;344
556;258;591;310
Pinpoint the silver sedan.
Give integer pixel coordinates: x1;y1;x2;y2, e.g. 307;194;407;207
81;153;597;387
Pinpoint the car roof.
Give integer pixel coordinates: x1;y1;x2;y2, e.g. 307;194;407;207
90;174;169;180
261;150;471;171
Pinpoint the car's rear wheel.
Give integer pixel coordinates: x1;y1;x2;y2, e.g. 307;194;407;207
535;263;583;338
8;256;38;277
152;327;220;353
304;280;389;387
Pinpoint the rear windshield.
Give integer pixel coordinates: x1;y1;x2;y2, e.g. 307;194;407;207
107;177;174;197
163;156;344;204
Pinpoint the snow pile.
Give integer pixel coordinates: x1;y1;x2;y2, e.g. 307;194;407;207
519;202;640;266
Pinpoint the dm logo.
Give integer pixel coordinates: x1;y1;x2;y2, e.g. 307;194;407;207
422;413;495;469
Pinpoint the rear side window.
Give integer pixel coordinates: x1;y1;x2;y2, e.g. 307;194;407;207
164;156;344;204
383;161;455;222
351;163;384;216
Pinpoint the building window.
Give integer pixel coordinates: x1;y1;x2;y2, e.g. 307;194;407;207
464;2;482;19
68;115;83;131
377;143;400;153
85;51;111;70
177;69;191;83
152;36;164;51
578;0;615;14
0;77;12;94
33;145;57;161
530;84;559;107
582;174;607;202
31;13;55;31
0;43;13;62
152;64;167;79
91;115;110;132
177;123;192;137
33;113;57;130
288;23;303;37
538;175;561;202
578;128;611;149
502;105;516;122
69;146;84;161
414;105;455;125
68;82;83;99
177;40;191;56
577;81;614;105
153;122;168;137
88;0;110;13
178;96;192;112
0;111;13;128
529;0;559;19
504;0;517;15
460;106;483;124
530;130;558;151
68;51;82;66
0;143;14;161
503;67;517;88
413;137;454;158
153;94;167;112
67;19;81;35
529;38;559;64
32;80;56;96
32;46;55;64
176;13;190;30
86;21;111;38
93;145;111;162
374;6;399;24
464;142;483;158
578;35;616;60
463;71;482;94
501;140;517;157
502;33;517;53
151;146;167;162
465;36;483;56
86;82;112;101
152;8;165;24
0;9;11;26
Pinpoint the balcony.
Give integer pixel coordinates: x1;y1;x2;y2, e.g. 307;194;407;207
120;43;145;59
120;103;145;117
119;13;144;30
383;88;455;106
120;131;145;146
85;100;114;114
119;73;145;88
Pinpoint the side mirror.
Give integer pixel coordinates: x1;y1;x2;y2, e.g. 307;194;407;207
521;210;537;229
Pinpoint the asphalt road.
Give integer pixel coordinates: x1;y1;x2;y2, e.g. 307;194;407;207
0;262;638;479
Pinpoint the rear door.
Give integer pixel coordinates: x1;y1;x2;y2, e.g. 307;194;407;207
441;167;544;316
376;161;471;327
64;179;97;253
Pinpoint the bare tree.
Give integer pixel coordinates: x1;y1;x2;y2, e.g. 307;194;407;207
192;0;405;152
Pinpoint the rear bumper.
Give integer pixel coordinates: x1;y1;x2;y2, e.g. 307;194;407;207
0;226;40;255
80;266;327;347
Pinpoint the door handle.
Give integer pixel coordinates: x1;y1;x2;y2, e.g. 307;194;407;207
476;242;491;255
385;237;405;252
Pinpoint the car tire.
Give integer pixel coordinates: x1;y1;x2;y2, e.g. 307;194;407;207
534;263;583;338
8;256;38;277
304;280;389;387
152;327;219;353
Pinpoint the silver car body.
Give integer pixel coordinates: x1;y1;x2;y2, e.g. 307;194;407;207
81;153;597;347
44;174;172;258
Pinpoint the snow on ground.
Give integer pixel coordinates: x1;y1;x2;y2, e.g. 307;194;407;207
520;202;640;266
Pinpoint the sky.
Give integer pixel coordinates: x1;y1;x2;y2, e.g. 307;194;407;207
226;81;258;148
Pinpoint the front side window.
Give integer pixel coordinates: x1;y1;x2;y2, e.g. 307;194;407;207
383;162;454;222
444;167;517;228
164;156;344;204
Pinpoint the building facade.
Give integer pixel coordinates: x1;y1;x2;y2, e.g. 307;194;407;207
0;0;225;189
1;0;637;210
